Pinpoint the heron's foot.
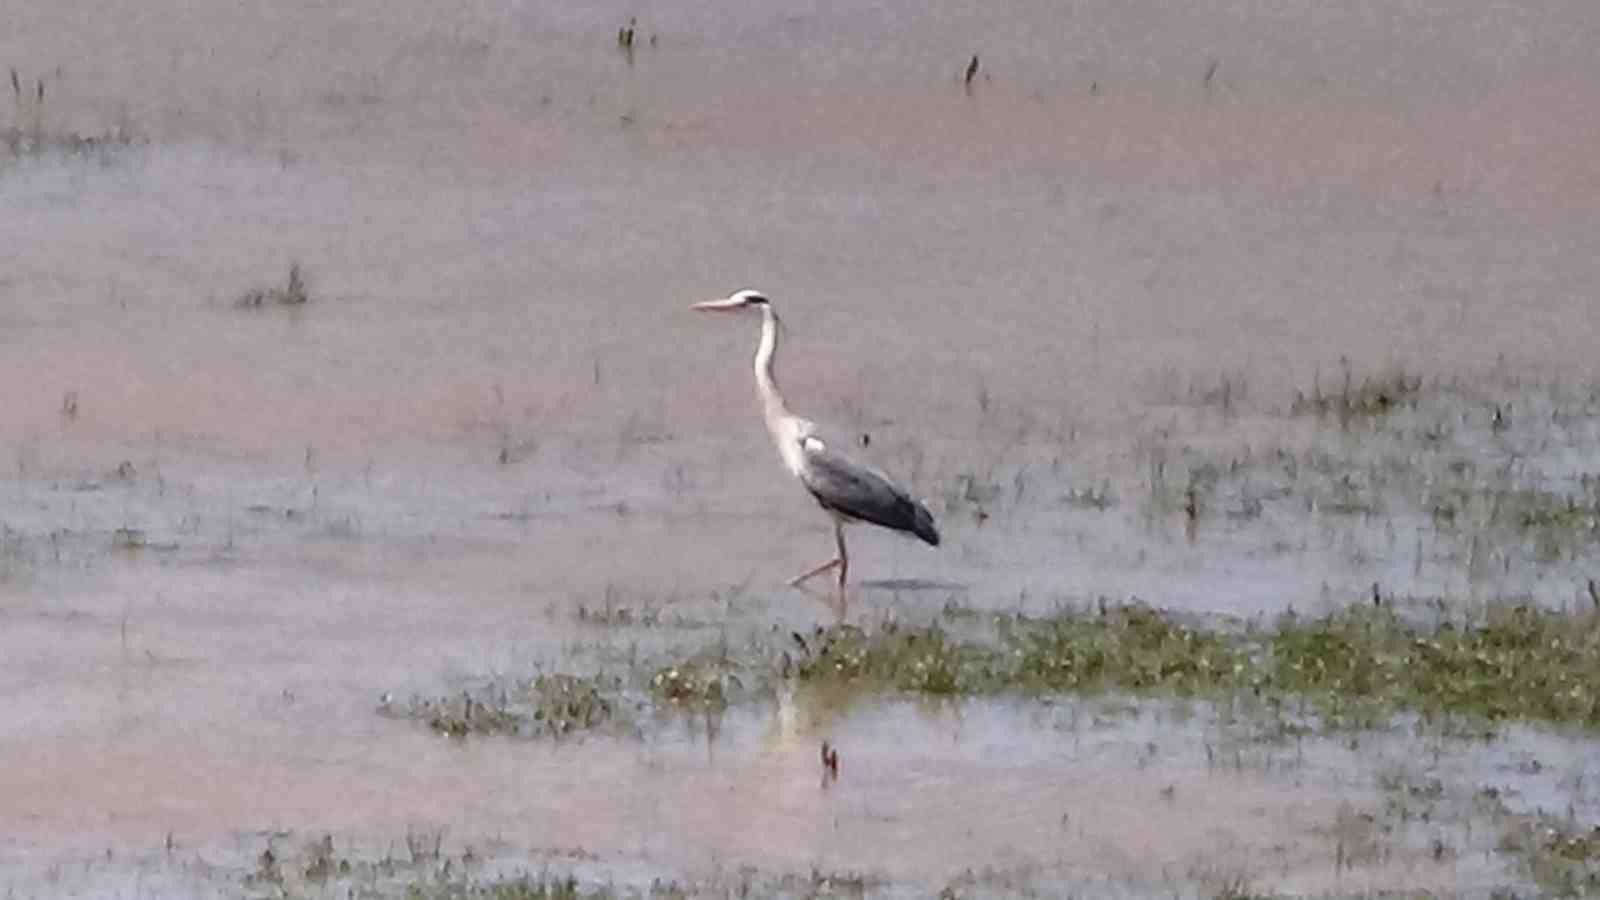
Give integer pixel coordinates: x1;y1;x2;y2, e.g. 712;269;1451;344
789;575;850;620
788;557;842;587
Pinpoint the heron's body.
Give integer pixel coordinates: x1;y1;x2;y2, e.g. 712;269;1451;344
796;433;939;544
693;289;939;590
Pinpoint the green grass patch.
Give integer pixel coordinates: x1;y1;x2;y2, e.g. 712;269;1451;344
1267;605;1600;727
787;621;981;695
650;644;744;711
397;601;1600;740
776;602;1600;731
1003;604;1246;694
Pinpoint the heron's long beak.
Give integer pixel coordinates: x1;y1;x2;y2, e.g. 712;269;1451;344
691;297;745;311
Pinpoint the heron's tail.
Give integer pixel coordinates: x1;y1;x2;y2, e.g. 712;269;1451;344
911;501;940;546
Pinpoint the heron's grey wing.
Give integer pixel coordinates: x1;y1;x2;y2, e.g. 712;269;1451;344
797;436;940;545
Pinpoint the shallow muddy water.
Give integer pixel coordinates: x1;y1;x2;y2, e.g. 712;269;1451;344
3;0;1600;896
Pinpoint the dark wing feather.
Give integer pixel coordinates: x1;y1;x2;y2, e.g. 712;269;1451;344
797;437;940;546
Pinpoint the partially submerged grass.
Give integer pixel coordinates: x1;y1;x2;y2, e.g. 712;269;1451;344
1499;814;1600;897
1291;365;1422;426
780;600;1600;731
1206;881;1282;900
650;644;743;711
246;832;691;900
398;673;625;739
1062;478;1117;511
1003;604;1245;695
233;833;911;900
573;587;723;631
397;599;1600;741
1431;480;1600;562
1129;366;1600;578
787;621;978;695
4;67;141;166
1268;604;1600;728
403;873;682;900
236;261;312;308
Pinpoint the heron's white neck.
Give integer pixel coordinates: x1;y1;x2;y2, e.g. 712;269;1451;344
754;305;790;422
753;305;808;476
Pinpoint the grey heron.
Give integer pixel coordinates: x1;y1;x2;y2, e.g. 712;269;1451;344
691;289;940;591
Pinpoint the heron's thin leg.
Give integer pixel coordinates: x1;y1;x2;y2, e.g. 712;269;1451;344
834;520;849;590
790;518;849;588
788;556;842;587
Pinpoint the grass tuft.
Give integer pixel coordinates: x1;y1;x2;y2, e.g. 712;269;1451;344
402;673;622;739
788;621;977;695
1292;366;1421;425
4;67;142;165
1004;604;1245;695
236;261;312;308
406;874;611;899
650;647;742;711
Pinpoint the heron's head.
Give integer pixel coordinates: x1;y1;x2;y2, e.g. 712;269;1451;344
691;289;771;313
